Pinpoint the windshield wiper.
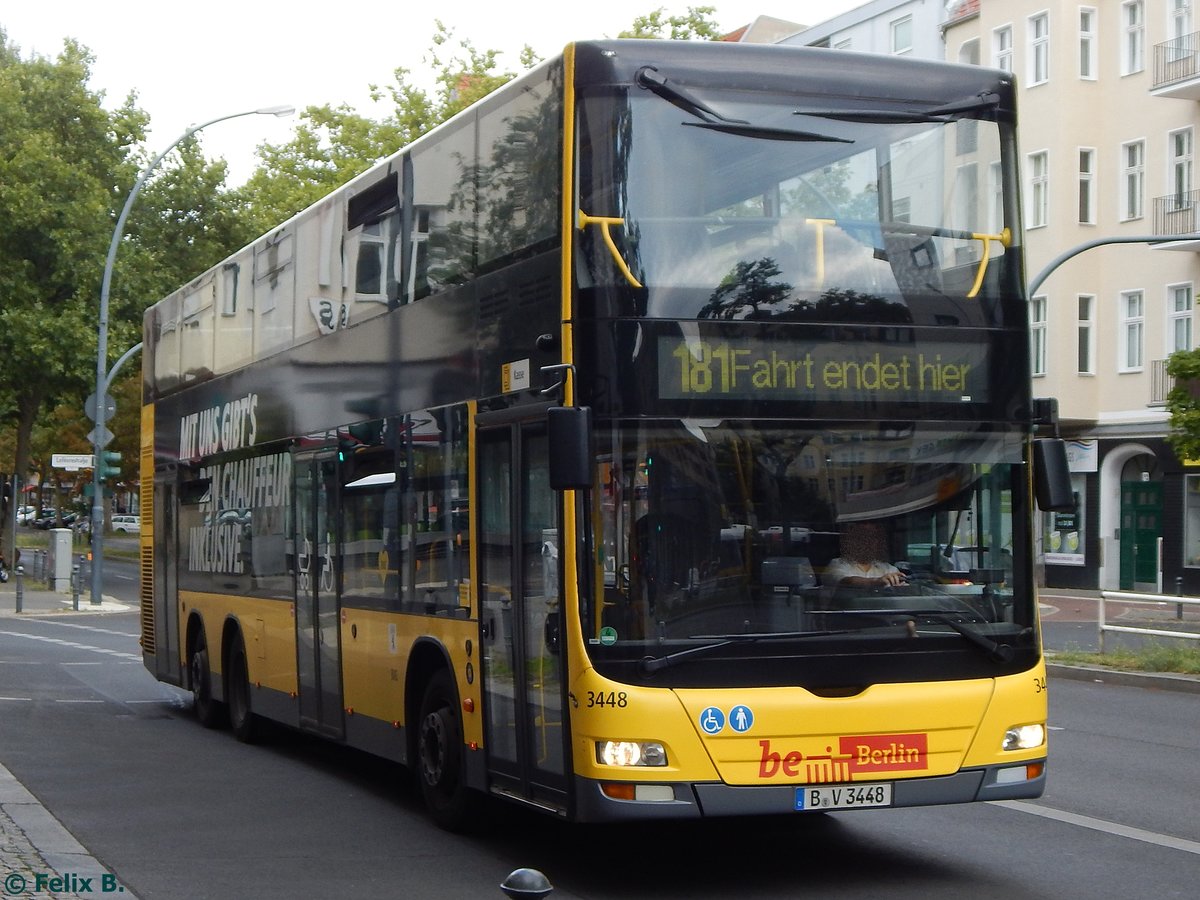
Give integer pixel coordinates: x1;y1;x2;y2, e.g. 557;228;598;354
639;630;848;674
906;612;1024;664
794;91;1003;125
635;65;852;144
636;65;748;124
685;121;852;143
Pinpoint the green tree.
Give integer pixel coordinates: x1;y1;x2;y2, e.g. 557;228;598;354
236;22;538;234
1166;350;1200;461
0;31;145;559
619;6;722;40
118;138;252;315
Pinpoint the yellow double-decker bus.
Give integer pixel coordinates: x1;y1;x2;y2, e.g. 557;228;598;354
139;39;1071;827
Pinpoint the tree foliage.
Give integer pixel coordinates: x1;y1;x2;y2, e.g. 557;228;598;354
0;31;143;502
234;22;539;235
1166;350;1200;461
619;6;722;40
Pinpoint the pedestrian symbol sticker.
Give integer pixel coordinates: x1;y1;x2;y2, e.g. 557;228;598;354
699;706;725;734
730;705;754;733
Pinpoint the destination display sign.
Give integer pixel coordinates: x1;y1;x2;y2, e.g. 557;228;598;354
658;335;989;404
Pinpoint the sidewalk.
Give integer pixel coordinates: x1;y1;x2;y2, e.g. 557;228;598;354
0;584;138;897
0;579;130;618
1;763;132;899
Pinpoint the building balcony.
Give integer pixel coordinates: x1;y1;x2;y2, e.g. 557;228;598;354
1150;358;1173;407
1151;192;1200;249
1152;32;1200;99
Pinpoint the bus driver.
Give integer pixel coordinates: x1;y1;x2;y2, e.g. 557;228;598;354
825;522;907;592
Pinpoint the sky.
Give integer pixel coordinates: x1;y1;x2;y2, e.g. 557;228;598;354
2;1;867;184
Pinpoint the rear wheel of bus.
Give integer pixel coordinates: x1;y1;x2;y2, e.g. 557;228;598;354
416;670;471;829
189;630;226;729
226;631;260;743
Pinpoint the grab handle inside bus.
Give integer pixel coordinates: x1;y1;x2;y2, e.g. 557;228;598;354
548;406;594;491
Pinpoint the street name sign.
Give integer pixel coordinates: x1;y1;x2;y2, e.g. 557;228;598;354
52;454;95;470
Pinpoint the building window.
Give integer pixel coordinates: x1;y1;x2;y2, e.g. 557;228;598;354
1079;8;1097;79
1031;295;1047;376
1120;290;1145;371
1169;283;1194;352
1078;148;1096;224
1122;1;1145;75
1171;127;1194;210
1169;0;1194;63
1173;0;1193;43
1029;151;1049;228
891;15;913;55
1078;294;1095;374
1029;13;1050;85
994;25;1013;72
1184;475;1200;566
1122;140;1145;221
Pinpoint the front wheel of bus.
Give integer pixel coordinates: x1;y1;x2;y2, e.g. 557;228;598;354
227;632;260;743
190;636;226;729
417;670;470;830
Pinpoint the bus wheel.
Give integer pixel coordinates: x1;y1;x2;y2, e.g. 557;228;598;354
190;636;226;729
416;670;470;829
227;632;260;743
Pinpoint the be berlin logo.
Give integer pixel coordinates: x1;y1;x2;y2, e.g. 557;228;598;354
3;870;126;895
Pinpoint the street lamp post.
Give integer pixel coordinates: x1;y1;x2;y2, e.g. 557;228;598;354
90;105;294;606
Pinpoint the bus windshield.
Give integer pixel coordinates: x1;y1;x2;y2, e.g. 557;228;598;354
578;87;1018;325
589;420;1032;683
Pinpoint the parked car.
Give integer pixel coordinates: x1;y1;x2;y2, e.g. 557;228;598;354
32;509;59;529
111;515;140;534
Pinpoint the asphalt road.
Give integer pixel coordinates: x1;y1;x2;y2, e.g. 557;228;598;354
0;607;1197;899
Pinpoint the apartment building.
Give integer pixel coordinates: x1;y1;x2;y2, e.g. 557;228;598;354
770;0;1200;592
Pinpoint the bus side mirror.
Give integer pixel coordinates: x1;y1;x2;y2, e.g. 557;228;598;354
1033;439;1073;511
548;406;593;491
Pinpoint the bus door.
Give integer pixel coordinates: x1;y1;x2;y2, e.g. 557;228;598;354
294;452;345;738
477;412;568;809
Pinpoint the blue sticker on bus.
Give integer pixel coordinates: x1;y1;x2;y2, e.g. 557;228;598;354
699;706;725;734
729;705;754;732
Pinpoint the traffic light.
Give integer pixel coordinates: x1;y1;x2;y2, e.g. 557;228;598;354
99;451;122;481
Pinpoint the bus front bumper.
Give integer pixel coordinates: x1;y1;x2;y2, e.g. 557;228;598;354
573;760;1046;822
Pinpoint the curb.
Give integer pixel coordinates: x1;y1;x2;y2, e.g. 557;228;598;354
1047;662;1200;694
0;761;139;899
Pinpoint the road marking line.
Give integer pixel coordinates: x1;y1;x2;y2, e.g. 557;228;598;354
19;619;137;638
0;696;33;702
992;800;1200;855
0;631;142;662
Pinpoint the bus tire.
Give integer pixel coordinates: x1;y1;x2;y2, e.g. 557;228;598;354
227;632;260;743
190;635;226;729
416;670;471;830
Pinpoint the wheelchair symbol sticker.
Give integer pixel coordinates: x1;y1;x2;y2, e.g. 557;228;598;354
699;706;725;735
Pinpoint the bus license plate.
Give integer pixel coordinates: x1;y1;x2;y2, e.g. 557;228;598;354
795;783;892;811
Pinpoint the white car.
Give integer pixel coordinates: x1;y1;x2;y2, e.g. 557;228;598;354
111;515;140;534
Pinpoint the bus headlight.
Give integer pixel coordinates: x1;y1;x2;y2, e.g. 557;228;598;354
597;740;667;767
1002;723;1046;751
